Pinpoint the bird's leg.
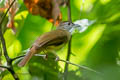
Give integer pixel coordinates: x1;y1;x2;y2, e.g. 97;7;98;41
32;43;48;60
22;48;30;53
44;48;60;61
42;50;48;60
50;50;60;61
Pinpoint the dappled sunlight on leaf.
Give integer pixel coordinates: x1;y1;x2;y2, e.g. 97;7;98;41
17;67;31;80
100;0;111;4
105;12;120;22
15;11;28;20
4;29;16;48
7;40;22;58
2;71;14;80
71;24;106;65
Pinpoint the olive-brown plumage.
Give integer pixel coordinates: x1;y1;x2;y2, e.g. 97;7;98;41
18;28;70;67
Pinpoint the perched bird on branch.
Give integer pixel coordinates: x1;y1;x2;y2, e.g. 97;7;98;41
18;22;79;67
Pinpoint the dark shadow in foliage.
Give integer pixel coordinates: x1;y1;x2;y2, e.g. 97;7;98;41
28;53;61;80
66;69;82;80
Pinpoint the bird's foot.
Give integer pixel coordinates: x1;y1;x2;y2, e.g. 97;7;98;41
55;56;60;61
43;54;48;60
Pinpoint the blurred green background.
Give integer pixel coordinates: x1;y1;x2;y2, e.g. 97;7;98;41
0;0;120;80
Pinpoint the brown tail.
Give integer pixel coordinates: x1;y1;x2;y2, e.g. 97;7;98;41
18;48;36;67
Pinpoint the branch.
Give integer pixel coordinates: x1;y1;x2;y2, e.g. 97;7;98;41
63;35;72;80
12;54;47;61
63;0;72;79
0;31;11;62
7;68;19;80
12;53;101;75
12;55;25;61
59;59;102;75
0;65;9;69
0;0;19;80
0;0;16;62
14;53;102;75
0;22;19;80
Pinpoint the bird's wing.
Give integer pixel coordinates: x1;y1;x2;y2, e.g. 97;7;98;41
33;29;69;49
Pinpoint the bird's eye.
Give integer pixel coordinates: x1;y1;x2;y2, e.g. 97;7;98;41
67;22;71;25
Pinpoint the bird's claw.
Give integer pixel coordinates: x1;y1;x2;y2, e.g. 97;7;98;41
55;56;60;61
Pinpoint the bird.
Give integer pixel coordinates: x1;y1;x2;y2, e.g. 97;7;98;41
18;22;77;67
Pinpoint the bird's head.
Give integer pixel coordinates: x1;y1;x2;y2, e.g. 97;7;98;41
57;21;80;33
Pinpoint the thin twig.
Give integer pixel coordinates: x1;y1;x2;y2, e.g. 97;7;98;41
0;0;19;80
0;41;2;68
0;22;19;80
63;0;72;79
7;68;19;80
0;0;16;28
12;53;102;75
0;0;16;62
11;54;47;61
0;65;9;69
59;59;102;75
0;31;11;62
14;53;102;75
63;36;72;80
12;55;25;61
